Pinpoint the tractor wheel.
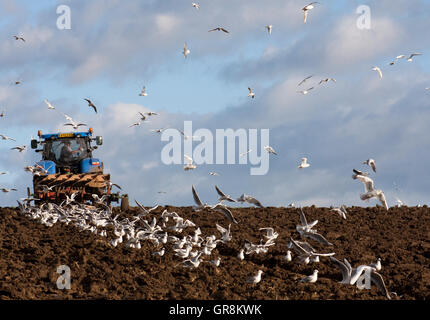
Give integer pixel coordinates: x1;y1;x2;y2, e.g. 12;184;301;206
121;194;129;212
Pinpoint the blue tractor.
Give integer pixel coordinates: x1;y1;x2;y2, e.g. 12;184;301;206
30;128;124;206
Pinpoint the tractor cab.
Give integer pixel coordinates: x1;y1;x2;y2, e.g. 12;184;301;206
31;129;104;174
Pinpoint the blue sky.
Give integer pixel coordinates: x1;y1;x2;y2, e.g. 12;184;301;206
0;0;429;207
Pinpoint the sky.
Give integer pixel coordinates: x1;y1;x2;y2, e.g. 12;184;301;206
0;0;429;208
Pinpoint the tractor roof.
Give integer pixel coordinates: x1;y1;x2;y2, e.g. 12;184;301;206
40;131;92;140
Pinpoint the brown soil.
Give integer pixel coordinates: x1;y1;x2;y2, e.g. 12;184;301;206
0;205;429;300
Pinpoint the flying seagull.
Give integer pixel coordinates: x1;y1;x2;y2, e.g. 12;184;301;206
298;157;310;169
372;66;383;79
184;154;196;171
298;75;313;86
360;189;388;210
407;53;422;62
248;87;255;99
209;27;229;34
0;134;16;141
363;159;376;172
191;185;211;211
265;25;272;35
319;78;336;85
211;203;238;224
13;35;25;42
215;185;236;203
183;43;191;59
0;110;5;118
237;194;263;208
139;86;148;96
84;98;97;113
44;99;55;110
192;2;200;10
64;120;87;130
297;87;314;95
302;2;319;24
11;146;26;152
264;145;277;155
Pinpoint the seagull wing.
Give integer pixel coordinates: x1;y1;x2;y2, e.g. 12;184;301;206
212;204;238;224
299;207;308;226
192;185;203;207
304;232;333;246
215;185;227;198
370;161;376;173
330;257;351;283
371;271;391;300
355;175;375;192
220;28;229;33
246;196;263;208
377;191;388;210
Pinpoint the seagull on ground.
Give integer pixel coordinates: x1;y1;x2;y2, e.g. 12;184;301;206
246;270;263;284
330;205;347;220
300;270;318;283
369;258;382;271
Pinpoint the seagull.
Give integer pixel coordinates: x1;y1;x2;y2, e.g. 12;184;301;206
209;27;229;34
11;146;26;152
216;223;232;242
237;194;263;208
240;149;252;157
129;122;141;128
352;168;369;176
191;185;211;211
298;75;313;86
145;111;158;116
282;250;292;262
298;157;310;169
84;98;97;113
302;2;319;24
319;78;336;85
0;134;16;141
1;188;17;193
363;159;376;172
0;172;8;175
360;189;388;210
264;145;277;155
105;181;122;190
150;128;165;134
301;230;333;246
246;270;263;284
237;248;245;260
265;25;273;35
209;172;220;176
139;86;148;96
259;227;279;241
184;154;197;171
215;185;236;203
425;87;430;90
178;129;200;140
0;110;5;117
14;80;21;85
44;99;55;110
300;270;318;283
192;3;200;10
297;87;314;95
211;203;238;224
352;173;375;193
138;112;149;121
407;53;422;62
152;248;165;256
369;258;382;271
13;35;25;42
330;205;347;220
182;42;191;59
372;66;383;79
64;121;87;130
248;87;255;99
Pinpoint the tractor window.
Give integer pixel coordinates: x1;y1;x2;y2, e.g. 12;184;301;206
44;138;89;165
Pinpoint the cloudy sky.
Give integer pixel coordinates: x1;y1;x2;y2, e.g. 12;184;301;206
0;0;429;208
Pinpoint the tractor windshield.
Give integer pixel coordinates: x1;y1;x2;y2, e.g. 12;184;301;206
43;138;90;165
